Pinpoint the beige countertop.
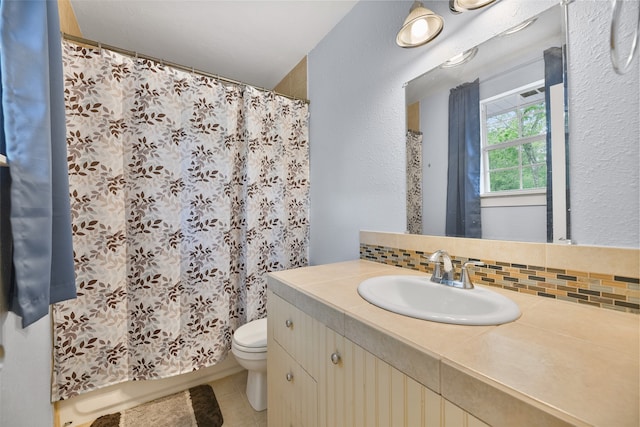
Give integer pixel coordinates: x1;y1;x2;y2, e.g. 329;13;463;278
268;260;640;427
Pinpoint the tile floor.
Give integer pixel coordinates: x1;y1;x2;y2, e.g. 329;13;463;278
209;370;267;427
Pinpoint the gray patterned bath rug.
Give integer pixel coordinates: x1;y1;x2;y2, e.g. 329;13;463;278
90;384;223;427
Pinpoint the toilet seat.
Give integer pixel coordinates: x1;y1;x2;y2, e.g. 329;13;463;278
232;318;267;353
232;341;266;353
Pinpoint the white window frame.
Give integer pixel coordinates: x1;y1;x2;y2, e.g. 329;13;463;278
480;80;547;205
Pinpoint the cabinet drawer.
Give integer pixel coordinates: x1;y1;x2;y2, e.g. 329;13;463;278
269;292;321;377
268;340;318;427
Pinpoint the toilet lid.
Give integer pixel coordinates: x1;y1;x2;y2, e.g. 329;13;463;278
233;318;267;349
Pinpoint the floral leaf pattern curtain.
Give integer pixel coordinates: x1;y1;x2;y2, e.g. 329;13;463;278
406;130;423;235
51;42;309;401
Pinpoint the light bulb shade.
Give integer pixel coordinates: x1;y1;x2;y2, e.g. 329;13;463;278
440;47;478;68
501;17;537;36
449;0;496;13
396;2;444;48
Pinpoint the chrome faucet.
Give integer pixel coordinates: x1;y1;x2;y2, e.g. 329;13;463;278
428;250;454;283
425;250;484;289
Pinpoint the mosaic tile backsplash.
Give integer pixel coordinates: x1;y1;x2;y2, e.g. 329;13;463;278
360;244;640;314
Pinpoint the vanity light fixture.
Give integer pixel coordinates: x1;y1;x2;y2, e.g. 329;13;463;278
396;1;444;48
440;47;478;68
449;0;497;14
501;17;538;36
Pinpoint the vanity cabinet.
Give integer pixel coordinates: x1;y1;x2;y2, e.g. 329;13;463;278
267;338;318;427
268;290;320;427
267;291;488;427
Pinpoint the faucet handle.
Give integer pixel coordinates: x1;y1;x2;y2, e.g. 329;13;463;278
460;261;484;289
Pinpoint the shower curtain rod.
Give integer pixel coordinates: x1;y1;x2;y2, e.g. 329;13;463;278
61;33;310;104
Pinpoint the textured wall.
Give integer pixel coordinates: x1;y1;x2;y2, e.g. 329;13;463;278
308;0;557;264
308;1;411;264
568;1;639;247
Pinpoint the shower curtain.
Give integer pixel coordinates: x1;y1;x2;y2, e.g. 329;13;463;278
406;130;423;235
51;41;309;401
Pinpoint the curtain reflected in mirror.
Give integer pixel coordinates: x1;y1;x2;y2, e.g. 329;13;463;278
406;130;423;234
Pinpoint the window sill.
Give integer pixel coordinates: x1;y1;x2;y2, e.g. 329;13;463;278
481;190;546;207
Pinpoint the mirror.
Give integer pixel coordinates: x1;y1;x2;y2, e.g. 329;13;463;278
405;4;568;243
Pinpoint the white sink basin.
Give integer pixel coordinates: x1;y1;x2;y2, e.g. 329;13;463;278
357;275;521;326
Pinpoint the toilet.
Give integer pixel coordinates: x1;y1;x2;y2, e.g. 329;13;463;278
231;317;268;411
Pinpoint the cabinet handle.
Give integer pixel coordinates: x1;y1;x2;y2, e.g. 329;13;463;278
330;352;341;365
285;319;293;328
286;372;294;382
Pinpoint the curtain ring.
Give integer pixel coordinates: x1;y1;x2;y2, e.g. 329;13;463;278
610;0;640;75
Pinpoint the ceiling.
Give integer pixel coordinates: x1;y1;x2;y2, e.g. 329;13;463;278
69;0;359;90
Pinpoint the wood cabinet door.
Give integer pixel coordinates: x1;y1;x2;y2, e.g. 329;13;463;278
267;338;318;427
318;325;443;427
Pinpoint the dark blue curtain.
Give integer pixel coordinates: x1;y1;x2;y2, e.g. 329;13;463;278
544;47;565;243
0;1;76;327
446;79;481;238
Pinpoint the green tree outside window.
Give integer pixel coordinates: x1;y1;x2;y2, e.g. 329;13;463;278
483;95;547;192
